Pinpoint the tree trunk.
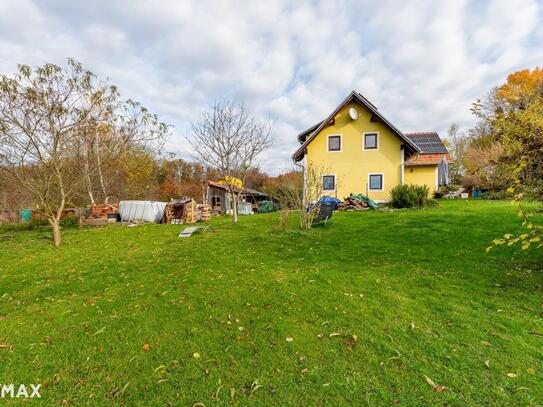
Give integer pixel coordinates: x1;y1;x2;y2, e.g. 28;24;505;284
50;218;62;247
230;190;238;223
51;171;66;248
96;138;109;203
83;140;95;204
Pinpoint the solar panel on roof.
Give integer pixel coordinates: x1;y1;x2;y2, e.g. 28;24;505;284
404;133;448;153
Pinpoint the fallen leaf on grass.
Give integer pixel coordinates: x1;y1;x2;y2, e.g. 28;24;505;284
153;365;166;373
142;343;151;351
506;373;518;378
345;335;358;349
425;376;448;393
484;360;490;369
285;337;293;343
527;368;536;375
211;384;223;400
0;343;13;352
193;352;201;359
250;380;262;396
120;382;130;395
491;332;512;341
92;326;106;336
301;368;308;374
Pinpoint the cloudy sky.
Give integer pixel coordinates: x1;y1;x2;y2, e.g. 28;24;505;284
0;0;542;174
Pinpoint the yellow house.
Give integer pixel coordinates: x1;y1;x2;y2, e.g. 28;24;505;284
292;91;449;202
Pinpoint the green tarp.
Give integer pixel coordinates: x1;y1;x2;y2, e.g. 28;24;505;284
258;200;278;213
348;193;379;209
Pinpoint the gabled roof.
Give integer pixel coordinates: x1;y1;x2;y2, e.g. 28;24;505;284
297;121;323;144
404;132;448;154
292;90;421;162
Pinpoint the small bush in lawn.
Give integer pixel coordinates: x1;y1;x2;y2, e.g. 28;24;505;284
390;184;430;208
481;190;514;200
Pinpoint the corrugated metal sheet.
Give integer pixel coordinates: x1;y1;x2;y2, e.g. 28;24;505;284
119;201;167;222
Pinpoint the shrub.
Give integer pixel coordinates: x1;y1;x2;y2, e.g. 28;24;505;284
481;190;509;200
390;184;430;208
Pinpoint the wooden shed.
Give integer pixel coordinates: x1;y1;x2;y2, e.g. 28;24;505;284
206;181;268;215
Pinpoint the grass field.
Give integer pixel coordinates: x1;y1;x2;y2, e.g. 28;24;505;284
0;200;542;405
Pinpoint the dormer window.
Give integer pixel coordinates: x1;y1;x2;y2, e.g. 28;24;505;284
364;132;379;150
328;135;341;152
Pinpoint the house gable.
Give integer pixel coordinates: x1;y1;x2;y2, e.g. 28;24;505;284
292;90;420;162
303;100;408;201
305;101;405;166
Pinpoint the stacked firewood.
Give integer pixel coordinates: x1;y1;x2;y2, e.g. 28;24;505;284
164;203;175;224
196;204;212;222
164;200;212;224
183;200;197;224
183;202;212;223
337;197;369;211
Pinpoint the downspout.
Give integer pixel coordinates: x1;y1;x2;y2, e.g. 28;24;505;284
400;144;405;185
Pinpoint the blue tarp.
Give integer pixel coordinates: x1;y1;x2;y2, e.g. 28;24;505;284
307;196;342;212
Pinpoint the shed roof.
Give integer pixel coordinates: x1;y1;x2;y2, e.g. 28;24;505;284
405;153;451;166
207;181;267;197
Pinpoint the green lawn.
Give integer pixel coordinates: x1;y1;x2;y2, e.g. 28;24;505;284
0;200;542;405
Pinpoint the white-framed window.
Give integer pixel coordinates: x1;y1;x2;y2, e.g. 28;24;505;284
363;132;379;150
322;174;336;191
368;173;384;192
327;134;342;152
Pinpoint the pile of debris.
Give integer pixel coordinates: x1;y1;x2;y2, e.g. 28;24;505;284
337;194;379;211
88;204;119;220
337;197;370;211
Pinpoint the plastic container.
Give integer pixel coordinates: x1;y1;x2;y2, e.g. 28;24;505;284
19;209;31;222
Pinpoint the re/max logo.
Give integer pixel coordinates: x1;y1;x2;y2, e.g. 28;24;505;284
0;384;41;398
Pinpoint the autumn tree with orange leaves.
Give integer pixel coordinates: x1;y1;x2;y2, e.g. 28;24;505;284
473;67;543;252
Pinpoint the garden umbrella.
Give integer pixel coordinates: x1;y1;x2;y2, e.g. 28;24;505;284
438;157;449;186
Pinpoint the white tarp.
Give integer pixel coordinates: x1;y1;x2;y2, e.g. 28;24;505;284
119;200;167;223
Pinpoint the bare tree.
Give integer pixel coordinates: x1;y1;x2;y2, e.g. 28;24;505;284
0;60;118;246
79;99;166;204
188;99;273;223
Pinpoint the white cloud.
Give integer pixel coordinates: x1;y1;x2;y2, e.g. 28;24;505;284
0;0;541;173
